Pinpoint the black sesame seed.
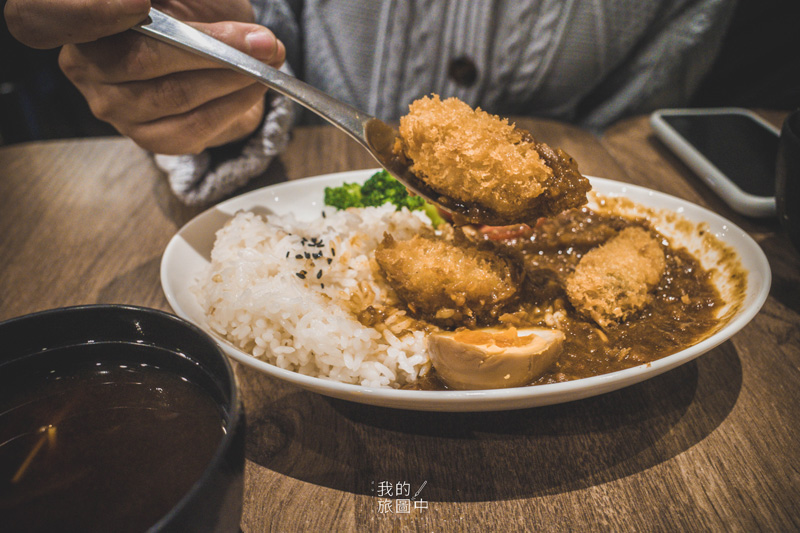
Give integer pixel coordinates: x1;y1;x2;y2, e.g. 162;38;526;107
322;211;326;218
321;283;325;289
316;270;323;279
331;248;336;256
286;251;290;258
304;252;311;259
296;272;306;279
295;254;303;260
327;258;332;264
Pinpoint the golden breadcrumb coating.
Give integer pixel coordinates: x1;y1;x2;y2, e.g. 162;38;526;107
565;227;666;328
374;232;520;328
396;94;590;223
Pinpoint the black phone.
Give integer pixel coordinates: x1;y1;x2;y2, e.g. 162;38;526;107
650;108;780;217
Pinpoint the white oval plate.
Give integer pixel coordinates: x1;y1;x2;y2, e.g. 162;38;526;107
161;170;771;411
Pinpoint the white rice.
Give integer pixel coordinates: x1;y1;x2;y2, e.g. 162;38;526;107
193;205;433;388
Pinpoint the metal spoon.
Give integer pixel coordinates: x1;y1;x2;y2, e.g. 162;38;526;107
134;8;493;221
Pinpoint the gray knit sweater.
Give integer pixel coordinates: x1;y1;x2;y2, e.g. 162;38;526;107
157;0;735;205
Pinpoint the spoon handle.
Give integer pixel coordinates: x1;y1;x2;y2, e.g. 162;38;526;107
134;8;373;147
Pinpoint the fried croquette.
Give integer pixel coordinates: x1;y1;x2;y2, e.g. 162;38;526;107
374;232;521;327
565;226;666;328
395;94;590;224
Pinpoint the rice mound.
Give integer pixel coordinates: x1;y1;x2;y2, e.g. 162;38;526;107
193;205;433;388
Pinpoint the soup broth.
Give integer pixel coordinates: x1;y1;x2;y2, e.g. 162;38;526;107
0;345;225;532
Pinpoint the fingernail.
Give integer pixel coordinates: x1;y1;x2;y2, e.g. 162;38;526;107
245;30;275;60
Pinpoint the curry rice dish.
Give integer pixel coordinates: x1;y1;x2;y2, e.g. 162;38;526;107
196;97;730;390
196;202;725;391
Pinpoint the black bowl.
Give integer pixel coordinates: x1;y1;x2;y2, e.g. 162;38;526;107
776;109;800;252
0;305;244;533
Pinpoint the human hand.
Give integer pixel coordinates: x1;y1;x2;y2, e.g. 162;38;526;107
4;0;153;49
4;0;285;154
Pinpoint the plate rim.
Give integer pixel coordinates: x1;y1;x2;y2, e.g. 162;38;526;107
160;169;771;411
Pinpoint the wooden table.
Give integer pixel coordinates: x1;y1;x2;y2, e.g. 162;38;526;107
1;114;798;531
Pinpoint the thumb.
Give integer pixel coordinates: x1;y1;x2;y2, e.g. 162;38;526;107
5;0;152;49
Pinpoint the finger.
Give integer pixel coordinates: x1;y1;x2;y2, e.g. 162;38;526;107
4;0;151;49
205;98;268;149
87;69;263;124
122;84;269;154
60;21;284;85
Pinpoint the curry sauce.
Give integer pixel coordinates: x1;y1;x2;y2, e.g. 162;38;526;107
407;207;723;389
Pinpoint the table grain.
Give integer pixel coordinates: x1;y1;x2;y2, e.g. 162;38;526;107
1;115;798;532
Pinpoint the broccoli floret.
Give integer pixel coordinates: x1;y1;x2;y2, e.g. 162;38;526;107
422;202;446;227
363;171;443;223
361;170;404;207
399;193;426;211
361;170;424;210
324;170;445;227
324;182;363;209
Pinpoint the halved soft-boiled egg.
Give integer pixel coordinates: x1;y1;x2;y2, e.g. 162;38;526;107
427;327;565;390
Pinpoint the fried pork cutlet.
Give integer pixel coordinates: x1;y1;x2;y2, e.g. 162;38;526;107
374;232;521;328
565;226;666;329
395;94;591;225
